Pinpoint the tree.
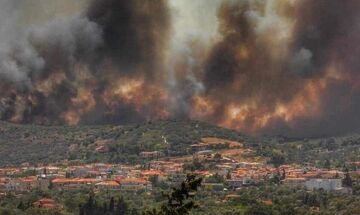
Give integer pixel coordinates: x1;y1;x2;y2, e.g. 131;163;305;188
226;171;231;180
17;201;25;211
244;203;274;215
103;202;108;214
214;153;222;161
116;197;128;215
79;196;95;215
143;174;202;215
343;171;353;188
129;208;140;215
269;151;285;167
109;197;115;212
183;158;204;171
324;159;331;169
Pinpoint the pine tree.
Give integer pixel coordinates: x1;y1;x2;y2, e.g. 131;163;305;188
343;171;353;187
17;201;25;211
116;196;128;215
143;174;202;215
103;202;108;213
79;205;85;215
109;197;115;212
226;171;231;180
80;195;95;215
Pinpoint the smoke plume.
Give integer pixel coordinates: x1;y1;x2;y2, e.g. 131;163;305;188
0;0;359;137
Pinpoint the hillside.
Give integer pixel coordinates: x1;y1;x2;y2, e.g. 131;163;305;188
0;120;248;167
1;119;359;168
253;134;360;168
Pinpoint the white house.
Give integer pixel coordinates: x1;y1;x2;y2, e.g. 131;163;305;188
305;178;342;191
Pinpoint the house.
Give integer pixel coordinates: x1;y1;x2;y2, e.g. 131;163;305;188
33;198;61;209
167;173;187;186
282;178;306;187
140;151;162;159
0;178;9;191
190;143;208;152
318;170;344;179
149;161;183;173
226;179;243;189
196;150;213;156
201;137;237;148
305;178;343;191
18;176;38;192
95;181;120;191
96;145;109;153
140;170;167;183
51;178;100;190
225;194;241;201
119;178;152;191
215;164;234;176
193;170;213;177
37;166;61;175
0;168;20;176
3;176;49;192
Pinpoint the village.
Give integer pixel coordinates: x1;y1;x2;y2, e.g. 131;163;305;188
0;137;358;209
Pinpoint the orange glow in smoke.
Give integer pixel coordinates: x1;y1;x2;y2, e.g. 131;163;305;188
102;77;170;119
63;87;96;125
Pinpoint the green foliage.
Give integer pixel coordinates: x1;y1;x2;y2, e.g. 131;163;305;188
214;153;222;161
0;120;245;166
183;158;205;171
143;174;202;215
244;203;274;215
204;173;225;184
255;134;360;167
78;195;130;215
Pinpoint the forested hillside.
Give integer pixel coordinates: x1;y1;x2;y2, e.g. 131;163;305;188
0;120;247;166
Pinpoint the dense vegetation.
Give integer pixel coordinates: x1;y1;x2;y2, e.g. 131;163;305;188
0;120;247;166
1;181;360;215
1;119;360;167
252;135;360;168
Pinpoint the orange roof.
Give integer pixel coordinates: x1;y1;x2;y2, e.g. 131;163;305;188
96;181;119;186
120;178;149;184
262;200;273;206
36;198;56;204
140;151;160;154
20;176;37;182
193;170;212;176
284;178;306;181
52;178;72;184
141;170;166;176
33;198;60;209
52;178;99;184
75;178;99;183
41;203;58;209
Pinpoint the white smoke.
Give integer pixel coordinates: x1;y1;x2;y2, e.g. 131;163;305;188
0;0;101;89
167;0;221;116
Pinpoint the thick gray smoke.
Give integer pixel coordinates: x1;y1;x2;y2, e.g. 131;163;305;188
0;0;360;138
0;0;171;125
0;0;97;88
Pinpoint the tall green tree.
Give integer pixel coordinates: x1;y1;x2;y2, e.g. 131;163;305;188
143;174;202;215
116;197;128;215
109;197;115;212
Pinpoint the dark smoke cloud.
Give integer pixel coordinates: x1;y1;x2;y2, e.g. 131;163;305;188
0;0;171;125
197;0;360;137
87;0;170;79
0;0;360;137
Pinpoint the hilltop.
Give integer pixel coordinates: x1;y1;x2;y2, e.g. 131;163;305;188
0;119;248;167
1;119;359;168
